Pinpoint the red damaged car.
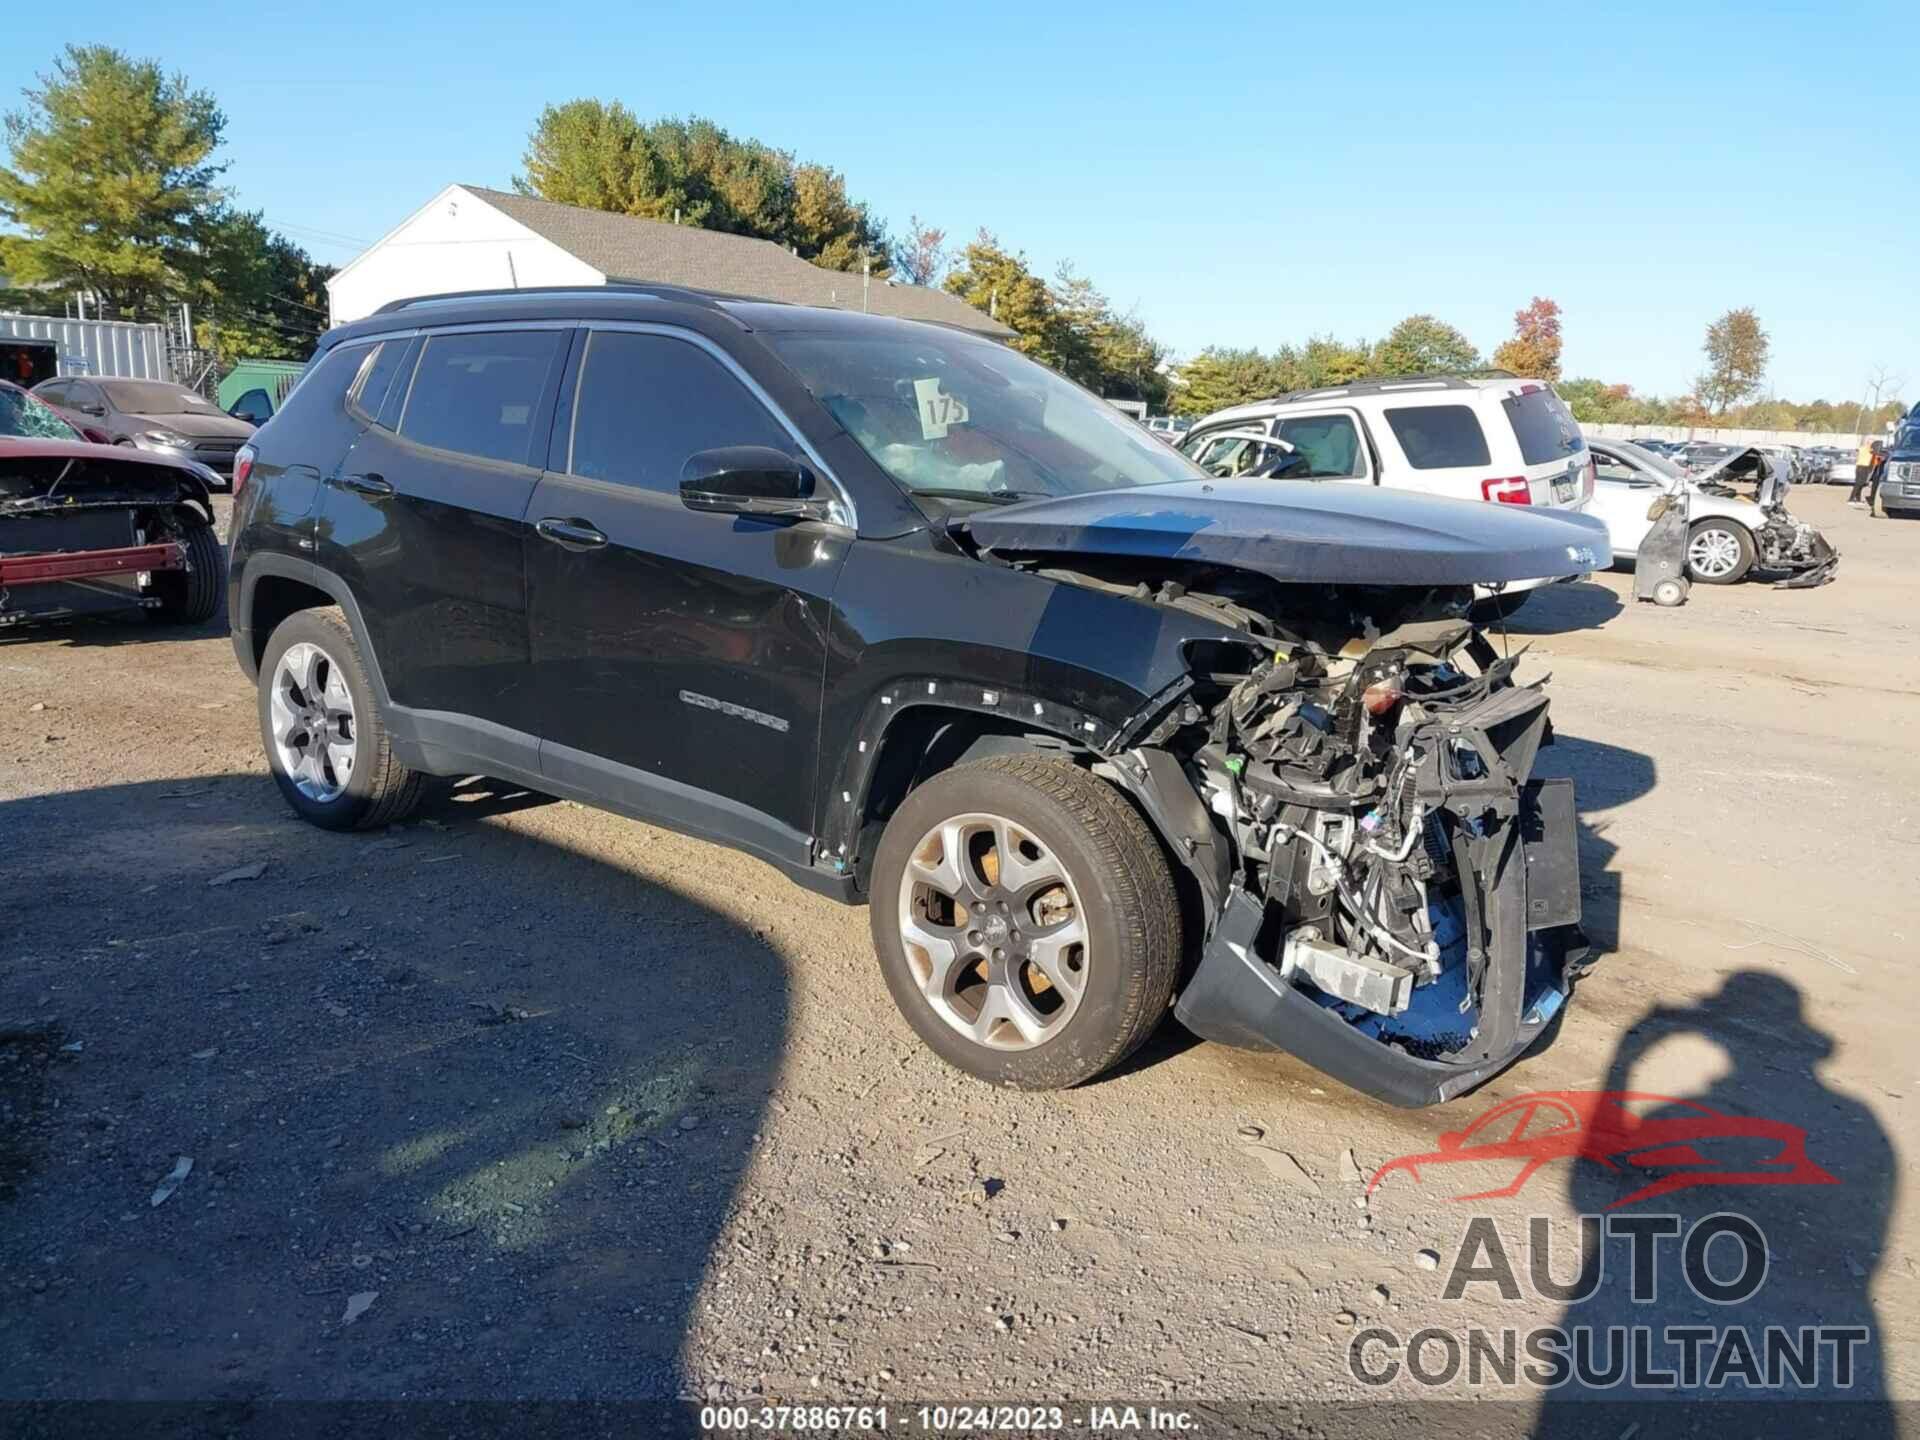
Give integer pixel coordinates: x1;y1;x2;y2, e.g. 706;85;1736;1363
1;381;225;628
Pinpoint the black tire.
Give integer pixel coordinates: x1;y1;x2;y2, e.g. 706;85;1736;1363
1685;519;1755;584
150;514;223;624
1467;590;1532;624
257;606;425;831
869;754;1182;1090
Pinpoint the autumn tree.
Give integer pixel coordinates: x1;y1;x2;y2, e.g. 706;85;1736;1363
1369;314;1481;377
516;103;887;272
891;215;947;286
1491;296;1563;380
0;45;227;317
1695;307;1770;415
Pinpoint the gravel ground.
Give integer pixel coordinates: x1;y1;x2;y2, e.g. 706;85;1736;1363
2;485;1915;1416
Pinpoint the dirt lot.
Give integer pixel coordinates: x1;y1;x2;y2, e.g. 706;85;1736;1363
3;486;1916;1422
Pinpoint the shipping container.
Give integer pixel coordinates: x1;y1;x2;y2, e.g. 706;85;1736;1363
0;312;176;390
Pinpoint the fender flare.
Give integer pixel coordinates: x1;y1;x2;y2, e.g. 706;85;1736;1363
234;553;391;704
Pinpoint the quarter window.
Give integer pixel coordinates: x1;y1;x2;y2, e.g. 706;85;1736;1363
1383;404;1492;470
398;330;561;466
569;331;791;494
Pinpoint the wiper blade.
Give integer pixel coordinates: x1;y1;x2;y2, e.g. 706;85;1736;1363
912;487;1049;505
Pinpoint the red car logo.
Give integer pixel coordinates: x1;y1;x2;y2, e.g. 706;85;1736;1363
1367;1090;1838;1209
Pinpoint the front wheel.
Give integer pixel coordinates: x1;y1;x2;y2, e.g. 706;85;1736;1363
150;515;223;624
258;607;424;831
1686;520;1754;583
869;755;1182;1090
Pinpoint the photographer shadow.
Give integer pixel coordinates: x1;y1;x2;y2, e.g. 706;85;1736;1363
1534;970;1895;1436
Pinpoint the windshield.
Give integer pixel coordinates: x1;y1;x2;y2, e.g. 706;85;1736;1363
1618;440;1686;479
0;387;82;441
100;380;222;415
763;330;1203;506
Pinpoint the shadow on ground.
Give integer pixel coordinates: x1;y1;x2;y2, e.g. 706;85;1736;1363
0;770;789;1407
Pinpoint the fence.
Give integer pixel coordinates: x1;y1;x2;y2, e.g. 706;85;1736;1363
1581;421;1885;449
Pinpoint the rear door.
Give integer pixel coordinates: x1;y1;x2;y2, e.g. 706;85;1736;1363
318;324;569;736
523;324;850;853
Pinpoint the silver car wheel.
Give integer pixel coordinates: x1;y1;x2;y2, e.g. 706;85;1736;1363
269;641;357;802
1687;526;1743;579
895;812;1088;1051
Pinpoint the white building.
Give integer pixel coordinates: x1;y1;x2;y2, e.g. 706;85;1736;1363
326;184;1011;339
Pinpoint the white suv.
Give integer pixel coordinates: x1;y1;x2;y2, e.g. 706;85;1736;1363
1180;377;1598;600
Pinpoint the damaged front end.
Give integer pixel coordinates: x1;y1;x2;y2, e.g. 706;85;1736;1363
1696;448;1838;589
1159;601;1587;1106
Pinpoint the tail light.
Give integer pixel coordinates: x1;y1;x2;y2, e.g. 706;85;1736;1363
1583;455;1597;501
1480;475;1532;505
233;444;256;497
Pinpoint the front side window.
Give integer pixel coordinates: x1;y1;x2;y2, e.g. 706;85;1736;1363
763;328;1201;508
569;331;791;494
399;331;561;466
0;386;83;440
1383;404;1492;470
1502;388;1585;464
1273;414;1363;478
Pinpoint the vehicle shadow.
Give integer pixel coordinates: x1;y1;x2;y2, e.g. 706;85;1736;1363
1532;970;1895;1436
1500;581;1624;637
0;769;788;1425
1532;733;1654;958
0;608;229;649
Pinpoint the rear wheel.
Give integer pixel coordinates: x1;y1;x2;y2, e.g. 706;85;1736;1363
150;515;223;624
258;607;424;830
870;755;1182;1089
1686;520;1754;584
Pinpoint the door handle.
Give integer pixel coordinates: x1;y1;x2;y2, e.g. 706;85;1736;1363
337;472;393;498
535;517;608;550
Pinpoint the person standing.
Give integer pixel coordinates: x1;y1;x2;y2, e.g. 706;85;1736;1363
1849;437;1880;506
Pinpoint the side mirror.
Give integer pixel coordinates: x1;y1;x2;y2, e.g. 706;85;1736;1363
680;446;830;521
79;403;106;417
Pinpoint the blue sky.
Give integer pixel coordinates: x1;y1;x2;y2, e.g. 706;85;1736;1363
5;2;1913;401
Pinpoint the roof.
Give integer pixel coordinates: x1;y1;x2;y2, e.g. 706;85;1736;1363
458;186;1013;340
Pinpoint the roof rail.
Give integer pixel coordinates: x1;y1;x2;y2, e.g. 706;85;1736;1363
1260;369;1526;404
370;282;734;315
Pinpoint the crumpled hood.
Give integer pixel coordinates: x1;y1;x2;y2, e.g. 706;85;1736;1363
966;479;1612;586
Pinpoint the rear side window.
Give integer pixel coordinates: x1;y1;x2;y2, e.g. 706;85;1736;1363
1502;388;1585;464
400;330;563;466
1383;404;1491;470
569;331;791;494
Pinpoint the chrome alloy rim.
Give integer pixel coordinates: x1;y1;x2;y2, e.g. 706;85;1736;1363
269;641;357;802
896;813;1088;1050
1687;527;1742;578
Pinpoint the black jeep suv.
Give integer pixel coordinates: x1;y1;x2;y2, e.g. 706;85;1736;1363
228;286;1606;1103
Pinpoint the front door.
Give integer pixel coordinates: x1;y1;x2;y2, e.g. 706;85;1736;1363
524;325;850;856
1586;447;1666;559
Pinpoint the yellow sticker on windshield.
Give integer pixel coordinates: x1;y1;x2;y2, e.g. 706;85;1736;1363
914;378;969;440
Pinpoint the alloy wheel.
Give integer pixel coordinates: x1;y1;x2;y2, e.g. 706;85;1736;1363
269;641;357;802
895;812;1089;1051
1687;527;1743;579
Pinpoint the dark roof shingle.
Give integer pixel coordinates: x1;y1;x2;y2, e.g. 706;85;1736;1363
464;186;1012;339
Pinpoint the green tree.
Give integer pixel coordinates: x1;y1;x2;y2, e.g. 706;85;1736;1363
1490;296;1563;380
193;209;332;364
1370;314;1481;377
1695;306;1769;415
943;231;1067;367
1295;334;1373;388
0;45;226;318
1170;347;1293;416
517;105;887;272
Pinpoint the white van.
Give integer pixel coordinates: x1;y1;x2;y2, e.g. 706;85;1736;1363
1181;375;1595;541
